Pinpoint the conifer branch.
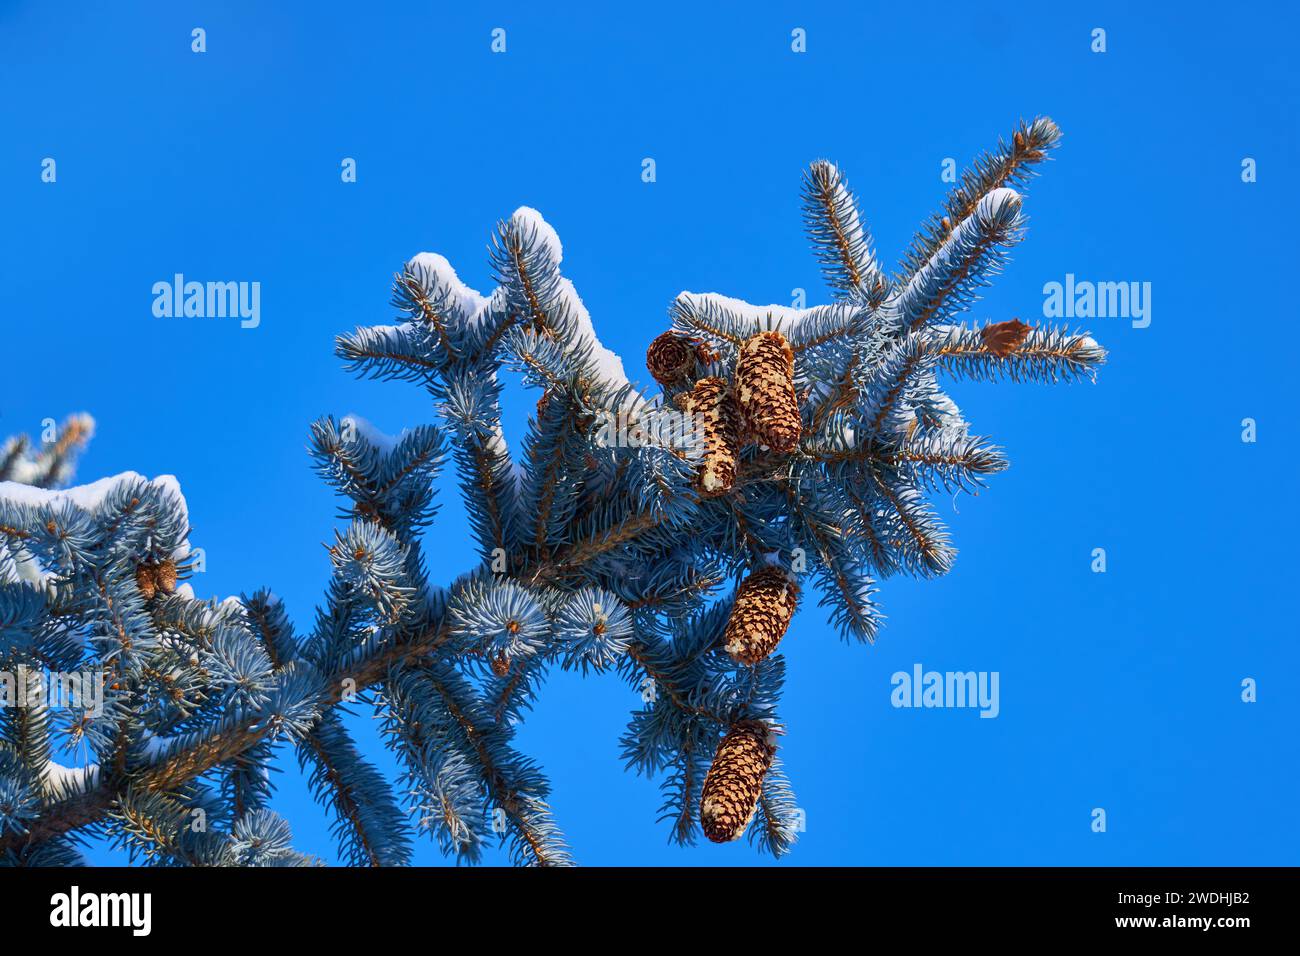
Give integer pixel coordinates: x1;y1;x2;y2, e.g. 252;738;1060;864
2;120;1103;865
896;116;1061;287
802;160;886;305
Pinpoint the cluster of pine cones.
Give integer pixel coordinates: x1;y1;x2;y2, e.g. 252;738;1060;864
135;557;179;600
646;330;805;843
647;329;801;498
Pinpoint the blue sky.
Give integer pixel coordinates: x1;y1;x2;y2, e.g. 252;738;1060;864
2;0;1297;865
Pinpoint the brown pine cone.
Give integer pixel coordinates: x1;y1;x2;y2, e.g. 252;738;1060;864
646;331;696;386
135;563;157;600
678;377;740;497
723;566;799;665
980;318;1032;357
135;557;178;600
153;557;178;595
701;720;776;843
735;331;800;454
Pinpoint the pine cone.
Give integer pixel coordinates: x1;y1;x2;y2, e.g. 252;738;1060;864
980;319;1032;357
735;331;800;454
646;331;696;386
679;377;740;497
701;720;776;843
723;566;799;665
135;563;157;600
154;558;177;595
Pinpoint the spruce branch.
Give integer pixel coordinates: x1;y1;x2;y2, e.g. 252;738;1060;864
931;321;1107;383
299;713;412;867
2;118;1104;866
0;415;94;489
891;187;1025;335
896;116;1061;287
802;160;887;306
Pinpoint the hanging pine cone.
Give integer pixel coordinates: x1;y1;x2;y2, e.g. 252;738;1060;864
700;720;776;843
980;318;1033;357
677;377;740;497
646;331;696;386
735;330;800;454
723;566;799;665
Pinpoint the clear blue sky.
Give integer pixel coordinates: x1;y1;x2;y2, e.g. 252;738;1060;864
2;1;1296;865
